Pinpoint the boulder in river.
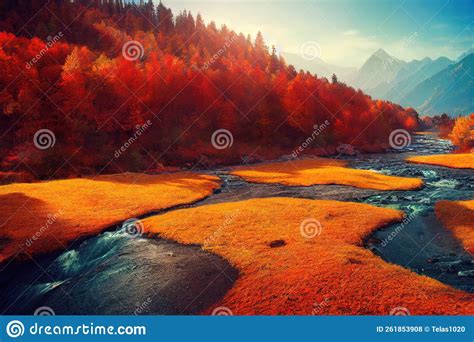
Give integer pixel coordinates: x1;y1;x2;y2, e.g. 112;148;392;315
336;144;358;156
268;239;286;248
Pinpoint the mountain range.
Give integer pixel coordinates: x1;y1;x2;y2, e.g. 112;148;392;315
284;47;473;117
403;53;473;116
382;56;453;105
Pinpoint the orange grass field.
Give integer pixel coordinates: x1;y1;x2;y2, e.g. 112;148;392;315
231;159;423;190
436;200;474;254
143;197;473;315
0;172;220;263
407;154;474;169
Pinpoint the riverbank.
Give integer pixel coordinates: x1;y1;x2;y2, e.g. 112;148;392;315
143;197;473;315
0;172;220;264
436;200;474;254
407;154;474;169
231;158;423;190
0;135;472;315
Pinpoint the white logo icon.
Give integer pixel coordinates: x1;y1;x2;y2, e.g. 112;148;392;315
6;320;25;338
211;129;233;150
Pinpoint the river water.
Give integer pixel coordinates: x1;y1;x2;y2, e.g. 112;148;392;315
1;134;472;314
350;135;473;291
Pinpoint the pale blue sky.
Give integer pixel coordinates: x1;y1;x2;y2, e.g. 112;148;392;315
161;0;473;67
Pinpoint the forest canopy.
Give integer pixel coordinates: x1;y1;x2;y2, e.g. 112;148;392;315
0;0;419;178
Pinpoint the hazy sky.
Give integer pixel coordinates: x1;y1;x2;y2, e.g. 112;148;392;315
162;0;473;68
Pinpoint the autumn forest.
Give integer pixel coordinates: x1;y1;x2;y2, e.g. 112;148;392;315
0;0;420;179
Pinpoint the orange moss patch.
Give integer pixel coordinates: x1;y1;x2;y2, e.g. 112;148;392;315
436;200;474;254
0;172;220;263
407;154;474;169
414;131;436;135
231;159;423;190
143;198;472;315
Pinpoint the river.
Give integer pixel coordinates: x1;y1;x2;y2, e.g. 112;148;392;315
1;134;472;314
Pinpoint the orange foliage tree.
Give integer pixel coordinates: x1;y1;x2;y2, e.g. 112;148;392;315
449;114;474;151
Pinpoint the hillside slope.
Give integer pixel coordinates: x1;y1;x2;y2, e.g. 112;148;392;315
405;54;474;116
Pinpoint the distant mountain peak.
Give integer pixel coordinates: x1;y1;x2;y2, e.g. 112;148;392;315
354;48;406;90
373;48;391;59
435;56;453;63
